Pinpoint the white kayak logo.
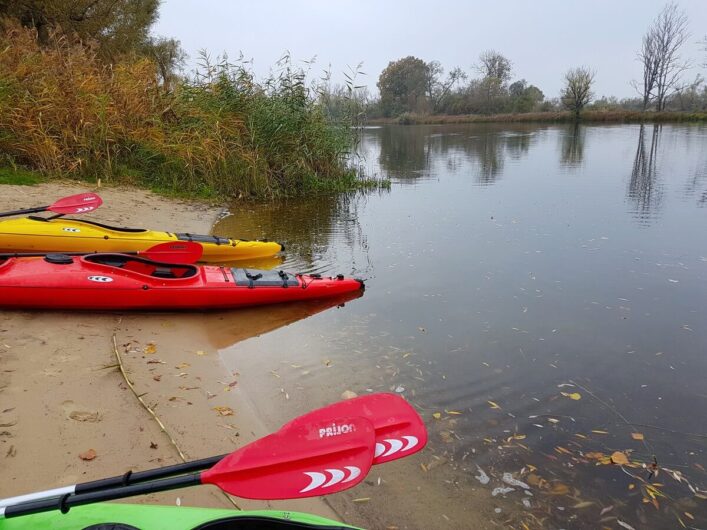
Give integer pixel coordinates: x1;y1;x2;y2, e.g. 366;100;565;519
74;206;95;213
300;466;361;493
374;436;419;458
87;276;113;283
62;227;81;232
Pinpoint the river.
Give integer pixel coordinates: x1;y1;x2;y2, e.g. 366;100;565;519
213;123;707;529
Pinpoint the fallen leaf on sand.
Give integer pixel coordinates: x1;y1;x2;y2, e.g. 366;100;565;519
143;343;157;355
79;449;97;461
195;350;207;356
175;362;190;369
213;406;234;416
611;451;629;465
150;442;158;449
69;411;100;423
631;432;644;441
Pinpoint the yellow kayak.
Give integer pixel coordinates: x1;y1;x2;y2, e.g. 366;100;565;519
0;217;283;262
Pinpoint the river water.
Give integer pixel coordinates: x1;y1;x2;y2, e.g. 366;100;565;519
213;123;707;529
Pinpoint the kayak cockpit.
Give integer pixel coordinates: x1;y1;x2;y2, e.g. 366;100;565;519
83;254;198;279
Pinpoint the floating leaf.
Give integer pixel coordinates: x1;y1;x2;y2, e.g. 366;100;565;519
446;410;462;415
591;429;608;435
79;448;97;461
432;412;442;420
561;392;582;400
631;432;644;441
549;482;570;495
572;501;594;509
611;451;629;465
487;400;501;409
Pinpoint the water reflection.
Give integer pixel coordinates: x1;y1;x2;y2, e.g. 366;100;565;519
559;122;585;167
212;193;371;277
369;124;541;186
628;124;663;221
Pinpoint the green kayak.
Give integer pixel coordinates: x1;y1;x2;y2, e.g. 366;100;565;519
0;503;360;529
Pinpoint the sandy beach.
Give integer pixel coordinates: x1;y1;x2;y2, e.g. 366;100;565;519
0;182;339;520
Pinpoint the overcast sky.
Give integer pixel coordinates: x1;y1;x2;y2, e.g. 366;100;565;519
154;0;707;100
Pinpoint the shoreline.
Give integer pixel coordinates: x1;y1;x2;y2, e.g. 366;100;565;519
0;182;339;520
366;109;707;126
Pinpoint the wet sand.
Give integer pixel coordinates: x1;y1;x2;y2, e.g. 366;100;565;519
0;182;338;520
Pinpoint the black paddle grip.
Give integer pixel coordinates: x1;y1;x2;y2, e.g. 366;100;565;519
73;454;224;495
4;473;202;518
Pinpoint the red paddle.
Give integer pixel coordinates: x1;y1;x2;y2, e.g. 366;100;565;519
0;193;103;218
2;416;375;518
0;393;426;509
0;242;204;265
284;393;428;465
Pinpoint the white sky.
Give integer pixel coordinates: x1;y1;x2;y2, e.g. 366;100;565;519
154;0;707;100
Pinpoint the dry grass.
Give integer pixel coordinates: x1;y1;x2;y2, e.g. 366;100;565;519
0;21;374;198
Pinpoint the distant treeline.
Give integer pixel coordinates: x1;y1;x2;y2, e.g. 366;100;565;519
0;2;378;198
330;3;707;123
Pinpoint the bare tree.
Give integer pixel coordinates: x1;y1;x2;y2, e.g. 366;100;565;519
424;61;466;112
476;50;512;84
633;25;661;110
561;67;595;119
654;3;690;111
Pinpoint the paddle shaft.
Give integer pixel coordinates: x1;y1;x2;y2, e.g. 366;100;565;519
2;473;202;519
0;454;225;508
0;206;51;219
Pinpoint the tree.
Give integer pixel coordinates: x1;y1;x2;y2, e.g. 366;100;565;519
377;56;429;117
475;50;512;113
476;50;512;84
509;80;544;113
424;61;466;112
633;2;691;111
144;37;187;91
0;0;159;60
561;67;595;119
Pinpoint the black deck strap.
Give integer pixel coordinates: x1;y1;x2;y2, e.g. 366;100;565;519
59;492;71;514
27;215;50;222
176;233;229;245
121;470;133;486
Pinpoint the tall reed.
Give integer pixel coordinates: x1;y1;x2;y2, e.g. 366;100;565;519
0;22;376;198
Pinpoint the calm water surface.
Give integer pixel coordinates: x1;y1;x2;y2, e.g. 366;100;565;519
214;123;707;529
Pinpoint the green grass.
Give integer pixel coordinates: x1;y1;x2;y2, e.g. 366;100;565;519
0;166;45;185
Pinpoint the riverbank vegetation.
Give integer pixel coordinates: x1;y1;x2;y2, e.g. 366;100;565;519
363;2;706;124
0;5;379;199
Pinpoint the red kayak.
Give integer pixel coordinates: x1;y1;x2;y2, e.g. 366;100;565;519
0;253;364;310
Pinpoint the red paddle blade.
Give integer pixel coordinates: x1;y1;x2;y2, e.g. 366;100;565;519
140;241;204;264
48;193;103;215
202;416;375;500
283;393;428;465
